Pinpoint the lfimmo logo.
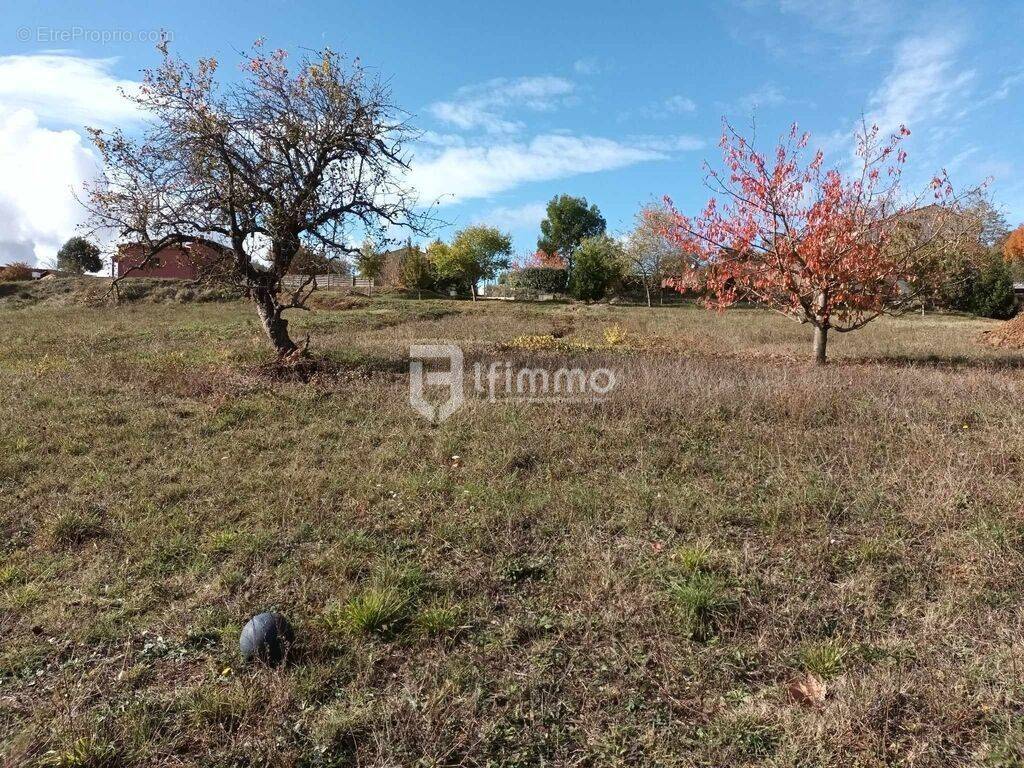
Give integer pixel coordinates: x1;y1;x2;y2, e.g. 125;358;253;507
409;344;465;423
409;344;619;422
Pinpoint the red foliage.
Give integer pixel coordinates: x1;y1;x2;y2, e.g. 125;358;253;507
518;249;566;269
661;121;960;359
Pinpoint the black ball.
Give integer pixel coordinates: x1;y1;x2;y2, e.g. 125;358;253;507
240;612;294;665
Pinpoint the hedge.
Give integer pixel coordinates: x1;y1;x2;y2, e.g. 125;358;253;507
505;267;568;293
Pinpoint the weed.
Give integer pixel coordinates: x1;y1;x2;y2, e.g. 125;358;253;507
414;601;463;636
669;541;713;573
715;715;782;758
603;324;628;346
38;735;122;768
799;640;847;678
667;571;736;640
332;586;412;637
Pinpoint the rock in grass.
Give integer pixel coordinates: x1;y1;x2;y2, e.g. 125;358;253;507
240;612;294;665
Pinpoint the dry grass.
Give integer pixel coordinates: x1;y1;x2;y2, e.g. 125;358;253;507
2;290;1024;766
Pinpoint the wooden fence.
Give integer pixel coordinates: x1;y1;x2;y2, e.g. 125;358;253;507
280;274;374;292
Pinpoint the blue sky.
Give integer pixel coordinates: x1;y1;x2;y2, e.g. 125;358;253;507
1;0;1022;265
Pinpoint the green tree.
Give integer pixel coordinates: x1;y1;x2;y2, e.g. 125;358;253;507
568;235;625;301
538;194;606;273
355;240;387;296
962;249;1017;319
431;226;512;300
401;245;434;298
56;236;102;274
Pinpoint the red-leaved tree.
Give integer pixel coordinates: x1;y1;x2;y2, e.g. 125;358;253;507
663;121;975;364
521;249;566;269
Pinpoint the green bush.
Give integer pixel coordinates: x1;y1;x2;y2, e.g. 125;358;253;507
947;250;1017;319
971;252;1017;319
568;236;625;301
505;267;568;293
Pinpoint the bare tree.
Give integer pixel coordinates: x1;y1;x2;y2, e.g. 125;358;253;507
83;40;430;356
625;202;678;307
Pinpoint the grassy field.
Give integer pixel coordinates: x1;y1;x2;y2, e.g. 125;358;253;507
3;281;1024;766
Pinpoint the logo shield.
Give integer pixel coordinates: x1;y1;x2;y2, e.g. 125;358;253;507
409;344;464;422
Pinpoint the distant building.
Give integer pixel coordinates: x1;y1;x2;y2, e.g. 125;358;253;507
378;244;417;288
114;242;227;279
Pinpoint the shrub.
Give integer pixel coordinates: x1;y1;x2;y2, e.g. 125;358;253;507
968;250;1018;319
568;236;625;301
505;267;568;293
0;262;33;282
947;249;1018;319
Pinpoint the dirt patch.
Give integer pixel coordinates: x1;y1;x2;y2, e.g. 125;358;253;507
980;313;1024;348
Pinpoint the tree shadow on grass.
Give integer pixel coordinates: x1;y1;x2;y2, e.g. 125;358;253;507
252;350;407;383
841;353;1024;371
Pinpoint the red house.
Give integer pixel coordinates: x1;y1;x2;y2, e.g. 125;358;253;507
114;242;226;279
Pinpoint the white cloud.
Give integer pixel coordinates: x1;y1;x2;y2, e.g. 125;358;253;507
573;57;602;76
867;34;974;138
991;70;1024;102
777;0;896;52
0;108;101;266
427;76;575;134
663;95;697;114
630;135;705;152
0;53;142;266
473;202;547;231
410;134;675;204
735;0;899;58
735;84;787;113
0;54;140;127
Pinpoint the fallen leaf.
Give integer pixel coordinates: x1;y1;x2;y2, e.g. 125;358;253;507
789;674;826;707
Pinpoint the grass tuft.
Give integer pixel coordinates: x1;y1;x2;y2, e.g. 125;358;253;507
45;509;106;547
669;541;713;573
38;735;122;768
667;571;736;640
413;600;463;636
799;640;847;678
332;585;412;637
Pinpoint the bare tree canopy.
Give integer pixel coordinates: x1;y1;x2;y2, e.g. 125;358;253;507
84;39;431;356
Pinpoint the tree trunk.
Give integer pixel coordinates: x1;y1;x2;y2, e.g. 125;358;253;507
253;286;297;357
471;282;477;301
813;324;828;366
644;282;652;308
